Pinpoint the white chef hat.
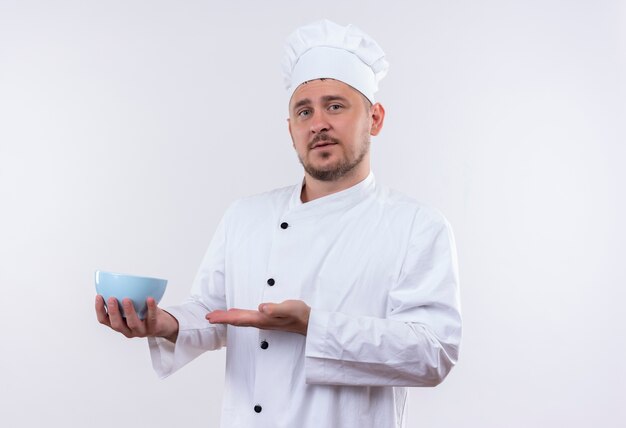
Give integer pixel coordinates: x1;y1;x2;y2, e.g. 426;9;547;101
282;19;389;104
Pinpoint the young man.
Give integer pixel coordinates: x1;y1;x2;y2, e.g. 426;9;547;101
96;19;462;428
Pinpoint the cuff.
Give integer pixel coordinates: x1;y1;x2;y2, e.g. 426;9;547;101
304;309;331;384
147;306;188;379
148;336;176;379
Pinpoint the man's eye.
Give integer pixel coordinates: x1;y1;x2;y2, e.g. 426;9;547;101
329;104;342;111
298;109;311;117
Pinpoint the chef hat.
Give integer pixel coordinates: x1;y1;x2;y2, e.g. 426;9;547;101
282;19;389;104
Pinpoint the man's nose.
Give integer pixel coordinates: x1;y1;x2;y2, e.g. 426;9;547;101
310;111;331;134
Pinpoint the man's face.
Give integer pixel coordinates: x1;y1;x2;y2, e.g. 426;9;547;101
288;79;384;182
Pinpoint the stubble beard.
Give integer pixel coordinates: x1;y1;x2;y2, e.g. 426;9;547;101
298;133;371;182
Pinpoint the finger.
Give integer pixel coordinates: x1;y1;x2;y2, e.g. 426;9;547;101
95;295;111;326
258;302;278;317
107;297;133;337
144;297;159;335
206;309;237;323
146;297;158;324
207;309;265;327
122;298;145;334
259;301;296;318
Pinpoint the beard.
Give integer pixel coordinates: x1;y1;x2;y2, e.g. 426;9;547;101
298;133;370;182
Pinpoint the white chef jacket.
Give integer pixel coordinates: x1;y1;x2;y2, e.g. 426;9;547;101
148;172;461;428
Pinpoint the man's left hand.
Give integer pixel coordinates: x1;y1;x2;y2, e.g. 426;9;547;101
206;300;311;336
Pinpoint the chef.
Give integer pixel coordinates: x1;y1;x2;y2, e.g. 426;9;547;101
96;19;462;428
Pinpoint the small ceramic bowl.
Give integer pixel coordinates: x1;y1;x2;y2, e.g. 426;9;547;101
95;270;167;320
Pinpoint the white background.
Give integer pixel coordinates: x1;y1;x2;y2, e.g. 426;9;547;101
1;1;624;427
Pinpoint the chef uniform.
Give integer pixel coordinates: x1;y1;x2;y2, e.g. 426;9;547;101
148;20;462;428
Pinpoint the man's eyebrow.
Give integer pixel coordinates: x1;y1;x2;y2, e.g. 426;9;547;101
321;95;350;104
292;98;312;111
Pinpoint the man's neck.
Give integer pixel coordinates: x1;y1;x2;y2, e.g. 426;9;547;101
300;168;370;203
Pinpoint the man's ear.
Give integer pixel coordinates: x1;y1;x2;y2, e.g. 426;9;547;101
287;117;295;148
370;103;386;136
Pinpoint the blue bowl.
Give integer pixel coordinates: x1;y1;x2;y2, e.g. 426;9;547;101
95;270;167;320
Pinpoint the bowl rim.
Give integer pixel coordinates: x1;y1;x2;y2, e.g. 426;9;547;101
95;270;167;283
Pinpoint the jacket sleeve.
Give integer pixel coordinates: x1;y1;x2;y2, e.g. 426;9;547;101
148;212;229;379
304;208;462;387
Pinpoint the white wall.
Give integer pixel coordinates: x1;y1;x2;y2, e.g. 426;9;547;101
1;1;624;427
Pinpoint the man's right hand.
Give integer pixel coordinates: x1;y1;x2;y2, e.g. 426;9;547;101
95;295;179;343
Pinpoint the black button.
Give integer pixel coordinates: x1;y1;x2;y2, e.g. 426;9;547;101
260;340;269;350
254;405;262;413
280;222;289;229
267;278;275;286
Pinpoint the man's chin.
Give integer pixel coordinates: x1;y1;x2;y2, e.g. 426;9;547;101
299;152;364;181
304;163;354;182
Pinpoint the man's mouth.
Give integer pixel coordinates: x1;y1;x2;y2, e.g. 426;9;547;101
310;134;340;150
311;141;337;150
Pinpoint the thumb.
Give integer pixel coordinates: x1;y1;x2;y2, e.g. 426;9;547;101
146;297;158;323
258;302;278;317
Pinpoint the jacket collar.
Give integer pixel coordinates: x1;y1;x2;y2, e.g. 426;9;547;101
287;171;376;219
